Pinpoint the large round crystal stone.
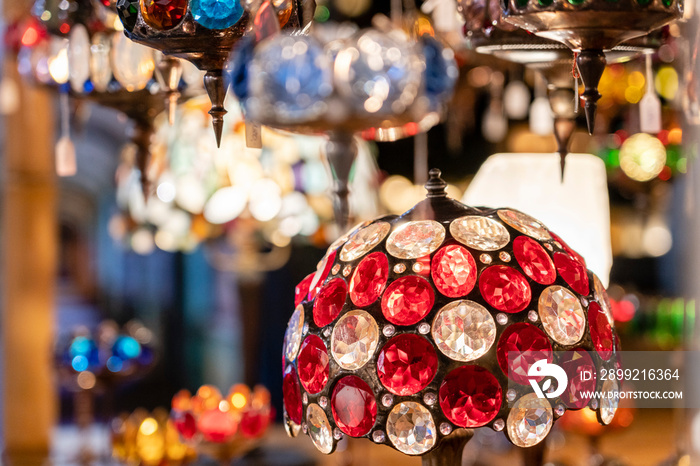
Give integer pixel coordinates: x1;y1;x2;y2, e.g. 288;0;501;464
507;394;553;447
331;310;379;370
432;300;496;361
538;285;586;346
450;216;510;251
386;401;436;455
307;403;333;454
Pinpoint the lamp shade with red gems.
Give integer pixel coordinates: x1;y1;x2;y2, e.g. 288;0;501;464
281;169;622;457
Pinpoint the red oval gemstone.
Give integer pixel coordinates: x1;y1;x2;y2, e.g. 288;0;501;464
377;334;438;396
559;348;596;409
551;232;586;268
431;244;477;298
479;265;531;313
313;278;347;327
141;0;187;30
349;251;388;307
513;236;556;285
497;323;552;385
308;249;337;301
553;252;589;295
295;273;315;306
381;275;434;326
439;365;502;427
297;335;329;394
283;365;303;424
198;409;237;442
172;411;196;440
588;302;613;360
331;375;377;437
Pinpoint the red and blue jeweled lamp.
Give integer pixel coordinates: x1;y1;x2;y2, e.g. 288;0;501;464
282;169;620;465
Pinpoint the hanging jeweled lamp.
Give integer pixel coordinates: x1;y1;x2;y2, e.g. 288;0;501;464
281;169;620;465
232;13;458;231
461;0;661;175
500;0;682;133
115;0;306;145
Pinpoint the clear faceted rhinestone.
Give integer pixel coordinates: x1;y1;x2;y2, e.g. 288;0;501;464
331;310;380;370
496;313;508;325
383;325;396;337
423;392;437;406
283;305;305;361
418;323;430;334
343;266;352;277
600;378;619;425
450;216;510;251
432;300;496;362
497;209;552;241
544;243;554;251
340;221;391;262
302;422;308;434
307;403;333;454
528;310;538;322
386;221;446;260
506;389;517;402
493;418;505;431
412;263;425;274
593;274;614;325
554;404;565;416
382;393;394;407
394;263;406;274
303;392;308;404
439;422;452;435
319;396;328;408
507;394;553;447
554;241;562;249
323;327;331;338
538;286;586;346
303;323;309;335
480;254;492;264
332;264;340;275
499;251;511;262
590;399;599;410
387;402;437;455
333;428;343;440
372;430;386;443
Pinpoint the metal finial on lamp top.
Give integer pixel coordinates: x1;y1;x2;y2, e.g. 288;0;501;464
282;169;621;464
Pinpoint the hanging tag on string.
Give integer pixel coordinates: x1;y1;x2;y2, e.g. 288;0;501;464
639;53;662;134
56;92;76;177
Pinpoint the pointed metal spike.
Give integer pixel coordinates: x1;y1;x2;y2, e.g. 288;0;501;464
576;50;606;135
203;70;229;146
553;118;576;183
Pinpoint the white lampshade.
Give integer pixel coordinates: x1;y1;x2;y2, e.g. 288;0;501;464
463;153;612;286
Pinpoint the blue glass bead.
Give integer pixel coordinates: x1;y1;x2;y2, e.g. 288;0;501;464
191;0;244;30
228;34;256;101
249;34;333;123
421;35;458;104
112;335;142;360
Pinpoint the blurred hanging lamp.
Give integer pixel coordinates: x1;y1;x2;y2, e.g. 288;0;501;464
461;0;662;175
281;169;621;465
115;0;309;145
500;0;682;133
230;3;458;231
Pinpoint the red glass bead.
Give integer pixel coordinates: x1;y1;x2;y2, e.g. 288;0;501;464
551;232;586;268
308;249;337;301
172;411;196;440
331;375;377;437
479;265;531;313
589;302;613;360
439;365;502;427
381;275;434;326
283;365;303;424
313;278;347;327
141;0;187;30
377;334;438;396
297;335;329;394
553;252;589;295
295;273;315;306
513;236;556;285
349;252;388;307
497;323;552;385
431;244;477;298
559;348;596;409
240;410;269;438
